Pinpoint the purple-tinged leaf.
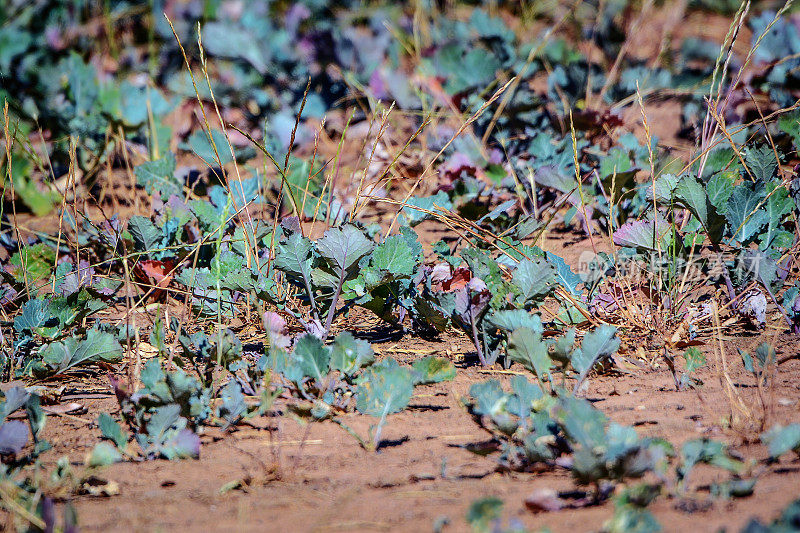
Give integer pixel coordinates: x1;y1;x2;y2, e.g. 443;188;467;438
613;218;672;251
263;311;291;349
162;429;200;460
0;420;29;455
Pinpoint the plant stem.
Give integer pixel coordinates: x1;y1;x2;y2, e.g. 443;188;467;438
321;267;346;341
711;244;738;308
301;272;321;323
470;312;486;366
332;417;372;451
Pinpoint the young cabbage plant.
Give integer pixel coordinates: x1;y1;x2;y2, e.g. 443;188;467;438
273;223;373;339
504;322;620;393
465;379;671;498
265;330;454;450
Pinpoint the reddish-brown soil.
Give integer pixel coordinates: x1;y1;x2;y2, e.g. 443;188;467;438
28;329;800;533
4;8;799;532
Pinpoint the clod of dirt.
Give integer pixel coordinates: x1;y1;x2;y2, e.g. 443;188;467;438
80;476;120;497
525;489;565;512
674;498;713;514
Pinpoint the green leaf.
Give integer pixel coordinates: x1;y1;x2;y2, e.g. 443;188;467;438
88;442;123;467
726;183;769;244
546;252;582;295
217;381;247;426
432;44;502;95
316;225;373;272
202;22;268;74
411;356;456;385
744;145;778;182
507;327;551;382
571;325;620;375
740;350;754;373
330;332;374;376
98;412;128;449
41;328;123;374
556;395;607;449
100;81;173;128
760;181;794;252
675;174;709;227
707;173;735;215
513;258;556;304
682;347;706;373
146;404;181;439
182;129;233;166
778;109;800;146
190;199;225;232
128;216;162;253
466;497;504;532
468;380;507;417
356;361;413;417
5;156;60;216
710;478;756;499
761;424;800;458
13;298;55;333
599;147;635;180
651;173;679;202
754;343;776;369
25;394;45;440
9;243;56;286
510;375;543;410
291;334;331;381
605;504;661;533
402;191;453;225
486;309;543;333
274;232;314;281
0;26;32;72
0;387;31;422
679;439;742;482
550;328;576;364
739;342;775;376
370;234;417;278
655;174;726;243
64;53;99;114
134;153;180;197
